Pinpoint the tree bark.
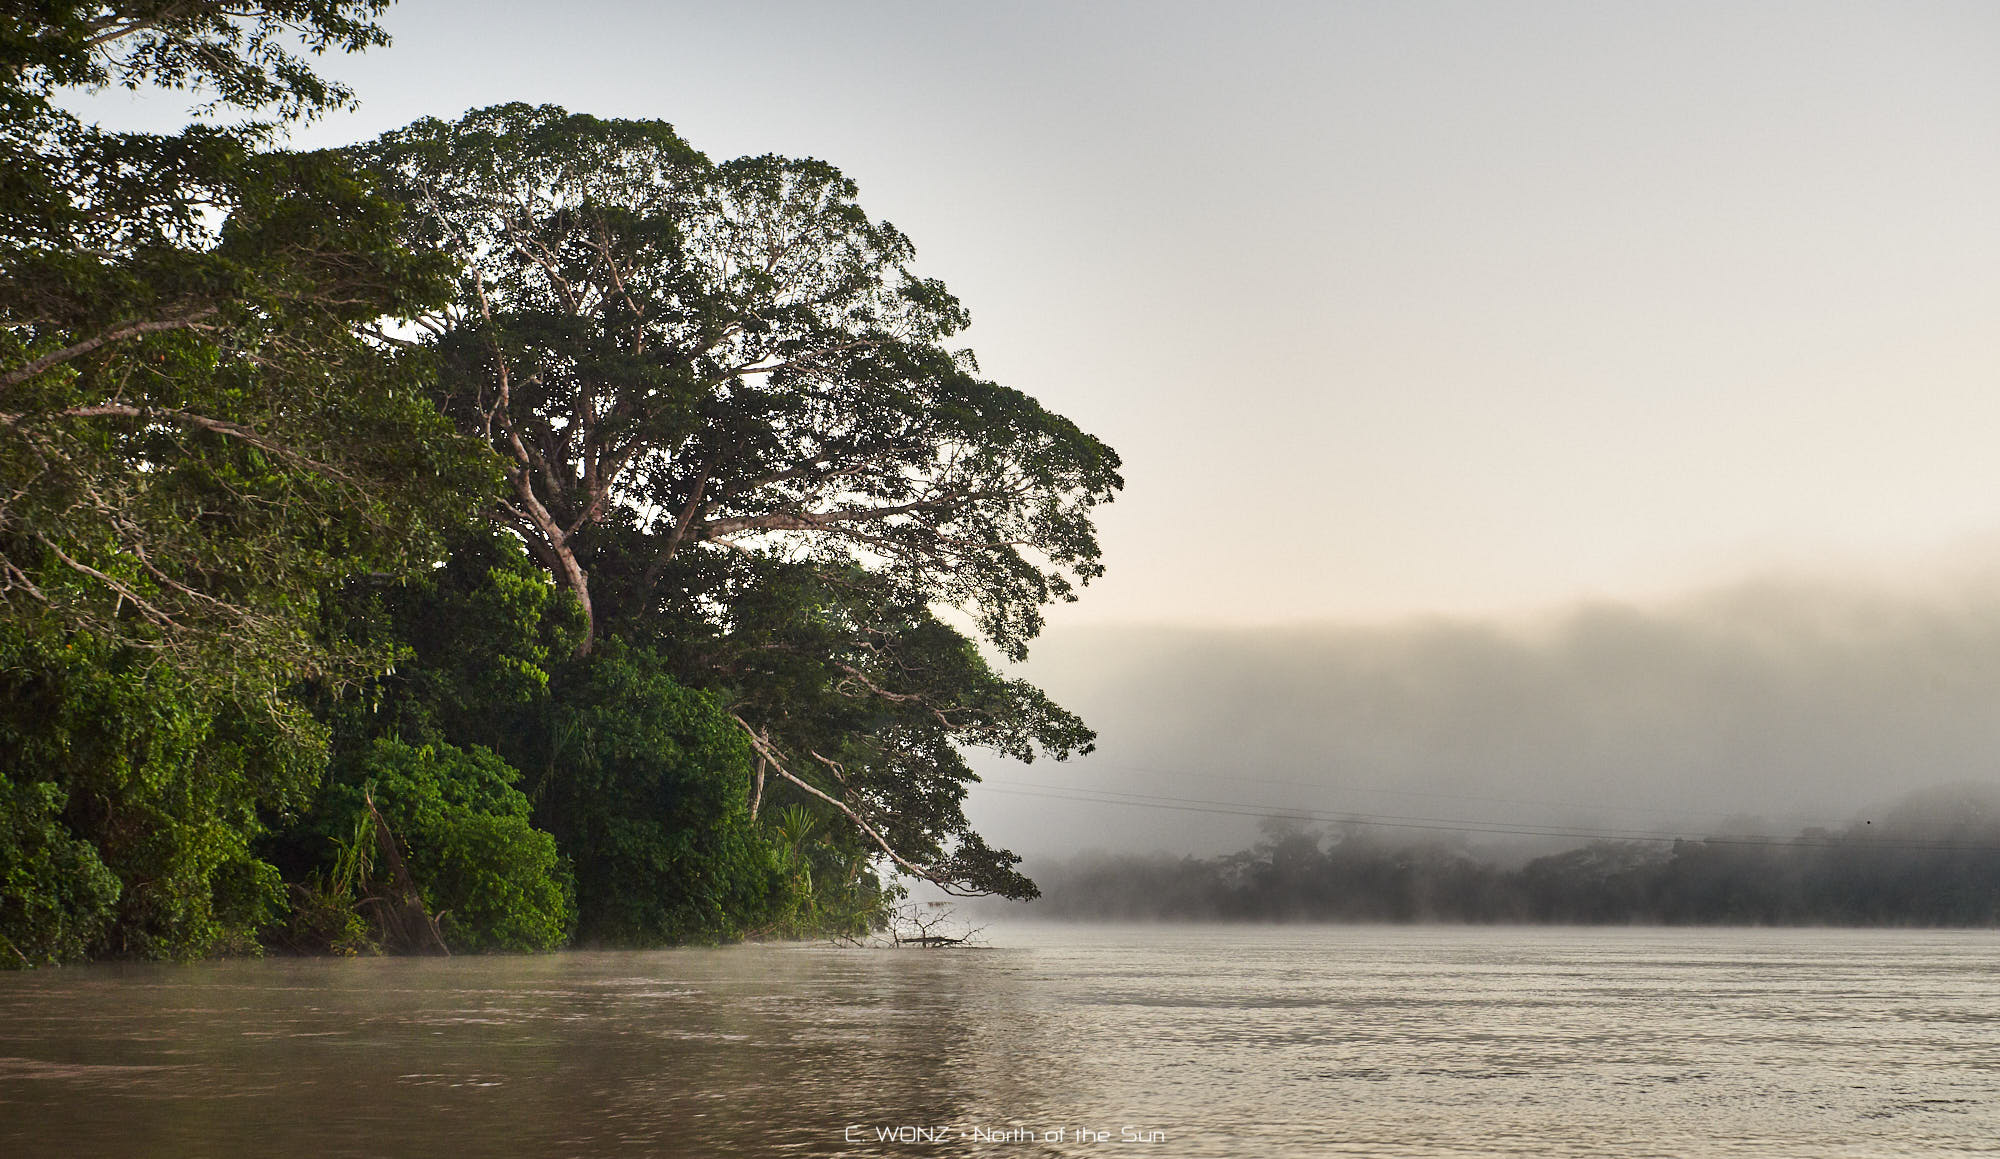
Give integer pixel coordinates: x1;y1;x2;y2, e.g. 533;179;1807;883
363;790;450;956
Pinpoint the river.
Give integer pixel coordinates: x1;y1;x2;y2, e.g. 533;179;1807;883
1;924;1996;1156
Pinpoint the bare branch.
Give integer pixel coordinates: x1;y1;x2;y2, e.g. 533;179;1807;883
0;309;221;392
33;532;174;627
733;714;981;896
2;403;368;487
831;662;957;729
696;493;968;540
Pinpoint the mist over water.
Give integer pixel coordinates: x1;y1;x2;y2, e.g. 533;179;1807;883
1004;786;2000;926
5;928;1999;1157
975;576;2000;859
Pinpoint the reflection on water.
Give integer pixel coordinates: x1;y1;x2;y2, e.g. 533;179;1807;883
2;925;1998;1156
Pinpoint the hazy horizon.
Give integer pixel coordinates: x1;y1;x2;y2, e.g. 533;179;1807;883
971;568;2000;859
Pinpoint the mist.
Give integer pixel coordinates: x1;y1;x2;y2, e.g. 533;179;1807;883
1008;787;2000;926
969;574;2000;860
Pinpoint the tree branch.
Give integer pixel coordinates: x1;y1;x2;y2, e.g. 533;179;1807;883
733;714;981;896
33;532;174;627
2;403;366;487
696;493;968;540
0;309;222;392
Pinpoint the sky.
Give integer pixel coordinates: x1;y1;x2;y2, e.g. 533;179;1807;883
73;1;2000;855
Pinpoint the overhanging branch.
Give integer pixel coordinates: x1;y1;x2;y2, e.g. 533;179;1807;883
0;309;222;392
731;713;982;896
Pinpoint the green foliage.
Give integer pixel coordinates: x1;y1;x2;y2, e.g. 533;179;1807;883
359;104;1115;898
0;128;490;694
0;629;306;958
2;5;492;701
275;812;376;955
757;803;896;940
320;739;573;953
0;7;501;964
525;642;783;946
0;9;1117;960
636;552;1085;898
3;2;393;123
0;772;120;966
323;527;583;751
308;530;584;953
321;536;798;947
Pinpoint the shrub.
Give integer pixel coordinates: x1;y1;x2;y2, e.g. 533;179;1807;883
321;739;574;952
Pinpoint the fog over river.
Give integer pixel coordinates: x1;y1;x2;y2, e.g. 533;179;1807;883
974;576;2000;859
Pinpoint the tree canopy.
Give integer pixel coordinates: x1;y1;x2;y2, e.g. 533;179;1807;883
1;2;488;698
363;104;1121;660
361;105;1121;897
3;1;392;123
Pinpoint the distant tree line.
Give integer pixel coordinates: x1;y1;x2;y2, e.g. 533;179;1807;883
1024;787;2000;926
0;3;1117;965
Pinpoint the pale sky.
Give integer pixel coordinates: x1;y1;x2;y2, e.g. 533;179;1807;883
70;2;2000;854
76;0;2000;626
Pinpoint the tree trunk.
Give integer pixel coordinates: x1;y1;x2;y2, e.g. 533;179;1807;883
363;790;450;956
552;541;594;656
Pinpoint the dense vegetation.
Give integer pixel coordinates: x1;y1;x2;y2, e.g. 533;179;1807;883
0;3;1116;964
1024;787;2000;926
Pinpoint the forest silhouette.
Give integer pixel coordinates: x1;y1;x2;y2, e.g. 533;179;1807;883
1022;786;2000;926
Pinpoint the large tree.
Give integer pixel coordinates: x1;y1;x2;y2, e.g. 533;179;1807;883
0;2;496;962
365;105;1120;658
364;105;1122;896
0;2;487;697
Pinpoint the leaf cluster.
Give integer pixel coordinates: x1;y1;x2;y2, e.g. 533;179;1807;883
3;1;392;123
1;89;491;695
318;739;574;953
636;549;1090;897
316;533;792;947
0;626;311;959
